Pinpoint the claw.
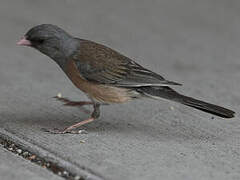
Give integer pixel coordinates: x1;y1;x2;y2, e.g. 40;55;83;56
41;128;88;134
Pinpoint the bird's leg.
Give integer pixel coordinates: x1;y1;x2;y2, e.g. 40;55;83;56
53;96;93;106
46;103;101;134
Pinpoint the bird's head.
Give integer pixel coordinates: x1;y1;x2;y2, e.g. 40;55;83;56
17;24;78;63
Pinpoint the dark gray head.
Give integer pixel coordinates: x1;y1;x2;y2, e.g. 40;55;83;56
17;24;79;67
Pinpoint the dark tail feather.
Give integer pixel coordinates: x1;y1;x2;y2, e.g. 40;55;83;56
139;86;235;118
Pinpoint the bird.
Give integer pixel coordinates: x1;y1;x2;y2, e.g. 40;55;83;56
17;24;235;134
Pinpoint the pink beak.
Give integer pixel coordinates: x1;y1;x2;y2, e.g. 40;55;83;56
17;37;32;46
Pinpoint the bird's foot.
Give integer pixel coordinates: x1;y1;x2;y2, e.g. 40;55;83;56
53;96;93;107
42;128;88;134
42;117;95;134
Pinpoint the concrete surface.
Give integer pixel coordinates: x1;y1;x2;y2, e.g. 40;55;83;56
0;0;240;180
0;148;62;180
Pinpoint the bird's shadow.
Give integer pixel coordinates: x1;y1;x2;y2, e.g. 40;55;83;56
4;106;224;143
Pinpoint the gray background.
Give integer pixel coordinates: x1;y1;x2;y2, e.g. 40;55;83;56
0;0;240;180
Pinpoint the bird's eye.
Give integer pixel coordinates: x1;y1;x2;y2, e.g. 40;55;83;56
37;39;44;44
30;37;45;44
35;39;45;44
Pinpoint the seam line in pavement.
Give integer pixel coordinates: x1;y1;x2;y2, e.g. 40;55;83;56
0;128;105;180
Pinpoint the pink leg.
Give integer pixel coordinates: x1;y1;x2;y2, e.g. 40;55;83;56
46;103;101;134
53;96;93;106
61;118;95;133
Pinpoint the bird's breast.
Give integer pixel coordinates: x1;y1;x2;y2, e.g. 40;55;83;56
64;60;138;103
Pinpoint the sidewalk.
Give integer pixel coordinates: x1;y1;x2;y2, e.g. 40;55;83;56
0;148;61;180
0;0;240;180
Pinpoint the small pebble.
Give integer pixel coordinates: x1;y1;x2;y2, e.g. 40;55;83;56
63;171;69;176
10;144;15;147
79;140;85;143
58;171;62;176
170;106;175;110
29;155;36;160
78;130;88;134
8;147;13;151
69;129;88;134
22;152;29;157
16;149;22;154
57;93;62;98
74;175;81;180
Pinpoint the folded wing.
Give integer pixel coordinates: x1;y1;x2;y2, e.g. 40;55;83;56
73;39;181;87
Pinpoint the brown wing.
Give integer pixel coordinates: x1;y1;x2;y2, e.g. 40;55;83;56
72;39;181;87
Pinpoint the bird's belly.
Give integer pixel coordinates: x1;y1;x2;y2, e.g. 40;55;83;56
64;60;136;103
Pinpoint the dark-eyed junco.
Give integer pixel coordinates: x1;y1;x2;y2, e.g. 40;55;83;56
17;24;235;134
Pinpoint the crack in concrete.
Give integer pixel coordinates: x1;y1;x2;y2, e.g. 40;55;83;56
0;128;105;180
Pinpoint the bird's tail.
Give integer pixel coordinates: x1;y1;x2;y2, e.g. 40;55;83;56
138;86;235;118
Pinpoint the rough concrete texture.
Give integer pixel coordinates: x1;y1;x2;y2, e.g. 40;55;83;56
0;148;62;180
0;0;240;180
